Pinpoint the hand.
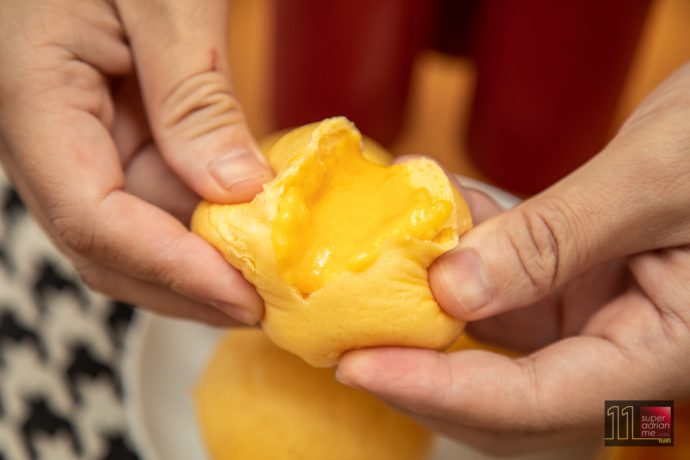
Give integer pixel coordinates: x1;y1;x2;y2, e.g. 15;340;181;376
336;63;690;453
0;0;273;325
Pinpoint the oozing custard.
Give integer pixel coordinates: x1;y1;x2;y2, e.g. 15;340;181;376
192;117;471;367
272;131;452;295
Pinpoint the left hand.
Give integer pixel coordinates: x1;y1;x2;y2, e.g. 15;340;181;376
0;0;273;326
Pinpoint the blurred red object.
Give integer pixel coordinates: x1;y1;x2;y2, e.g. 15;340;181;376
468;0;650;194
274;0;650;195
273;0;434;146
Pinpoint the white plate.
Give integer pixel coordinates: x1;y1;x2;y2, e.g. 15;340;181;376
122;178;594;460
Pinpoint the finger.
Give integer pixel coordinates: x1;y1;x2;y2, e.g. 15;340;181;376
430;65;690;322
110;75;151;166
339;346;586;433
8;95;263;325
124;142;199;224
336;304;674;434
464;294;562;353
3;163;241;328
3;6;263;325
76;262;244;327
10;0;133;77
392;154;505;225
110;76;199;223
115;0;273;203
463;258;631;352
65;1;132;76
410;413;593;457
456;186;505;225
78;188;264;324
431;151;690;321
628;245;690;327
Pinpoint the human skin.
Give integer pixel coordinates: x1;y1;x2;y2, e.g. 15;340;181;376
3;1;688;451
337;63;690;454
0;0;273;326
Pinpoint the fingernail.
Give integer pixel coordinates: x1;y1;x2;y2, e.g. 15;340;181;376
210;301;260;325
335;352;372;389
436;248;492;314
209;149;272;191
334;368;351;386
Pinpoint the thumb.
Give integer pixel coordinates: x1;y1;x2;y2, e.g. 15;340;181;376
115;0;273;203
430;144;680;321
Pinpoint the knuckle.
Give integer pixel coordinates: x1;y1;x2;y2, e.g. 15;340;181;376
145;262;177;293
49;207;97;256
518;360;553;434
160;70;244;139
145;233;187;293
435;353;456;414
505;197;574;295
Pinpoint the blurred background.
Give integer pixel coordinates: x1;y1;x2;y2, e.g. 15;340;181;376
229;0;690;194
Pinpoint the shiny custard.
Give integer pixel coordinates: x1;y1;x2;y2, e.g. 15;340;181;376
271;130;452;295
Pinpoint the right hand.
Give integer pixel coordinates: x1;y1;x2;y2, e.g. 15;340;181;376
0;0;273;326
336;62;690;452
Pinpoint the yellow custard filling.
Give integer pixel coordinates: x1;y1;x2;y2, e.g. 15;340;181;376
272;132;452;295
192;117;471;367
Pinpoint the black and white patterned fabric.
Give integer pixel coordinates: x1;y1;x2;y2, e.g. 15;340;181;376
0;168;140;459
